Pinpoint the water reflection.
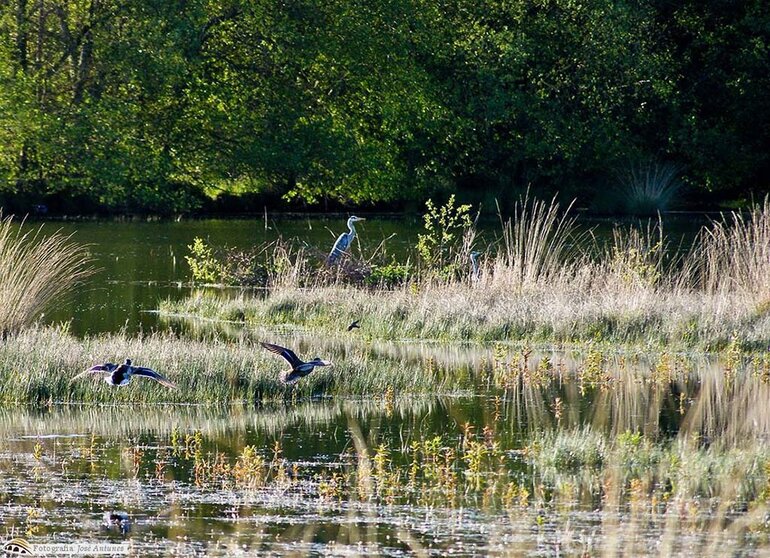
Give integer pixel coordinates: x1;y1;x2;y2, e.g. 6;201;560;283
1;349;769;557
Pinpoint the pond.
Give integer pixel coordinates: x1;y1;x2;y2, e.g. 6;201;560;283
2;346;769;557
5;213;761;558
38;216;420;336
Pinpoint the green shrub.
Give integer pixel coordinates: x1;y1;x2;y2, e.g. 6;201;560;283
185;237;223;284
416;195;474;277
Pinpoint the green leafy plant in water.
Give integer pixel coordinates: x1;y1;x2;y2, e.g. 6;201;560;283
185;237;278;287
185;237;223;284
366;258;413;288
417;195;473;278
233;446;267;489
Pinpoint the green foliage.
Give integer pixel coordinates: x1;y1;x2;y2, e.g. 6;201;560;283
185;237;297;287
416;195;473;276
185;238;223;284
0;1;767;210
609;226;665;289
367;259;413;288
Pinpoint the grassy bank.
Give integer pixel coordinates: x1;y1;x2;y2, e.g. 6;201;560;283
162;197;770;350
160;283;770;350
0;326;471;404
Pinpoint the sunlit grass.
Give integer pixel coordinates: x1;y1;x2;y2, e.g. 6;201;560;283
0;215;93;337
162;197;770;351
0;326;472;404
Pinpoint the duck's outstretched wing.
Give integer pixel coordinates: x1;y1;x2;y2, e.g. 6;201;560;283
260;342;302;368
133;367;177;389
70;363;116;383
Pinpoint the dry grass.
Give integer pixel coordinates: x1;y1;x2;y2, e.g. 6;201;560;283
163;197;770;350
0;215;94;336
692;198;770;299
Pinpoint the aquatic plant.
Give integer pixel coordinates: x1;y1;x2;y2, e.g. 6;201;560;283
613;160;682;216
0;215;93;336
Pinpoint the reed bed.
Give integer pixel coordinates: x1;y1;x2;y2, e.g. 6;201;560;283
162;197;770;351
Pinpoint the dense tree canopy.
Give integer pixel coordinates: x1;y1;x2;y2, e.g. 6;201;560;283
0;0;767;213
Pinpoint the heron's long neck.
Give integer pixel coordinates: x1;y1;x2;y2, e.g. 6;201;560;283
348;221;356;237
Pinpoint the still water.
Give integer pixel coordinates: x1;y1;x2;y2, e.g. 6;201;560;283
38;216;419;335
2;353;769;558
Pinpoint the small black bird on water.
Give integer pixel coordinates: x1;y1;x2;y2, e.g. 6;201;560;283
347;320;360;332
71;359;176;388
260;342;333;384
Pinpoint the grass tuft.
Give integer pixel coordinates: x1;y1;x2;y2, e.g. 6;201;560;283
0;215;93;336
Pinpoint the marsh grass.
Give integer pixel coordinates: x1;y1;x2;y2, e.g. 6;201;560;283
0;326;472;404
0;215;93;336
163;197;770;351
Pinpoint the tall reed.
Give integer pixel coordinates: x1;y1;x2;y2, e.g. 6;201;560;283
493;195;582;290
694;197;770;299
0;215;93;336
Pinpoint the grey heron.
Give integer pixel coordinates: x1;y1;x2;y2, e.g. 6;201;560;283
71;359;176;388
470;251;482;281
328;216;366;263
260;342;333;384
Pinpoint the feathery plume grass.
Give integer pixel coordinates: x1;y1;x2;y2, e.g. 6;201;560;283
694;197;770;299
0;215;94;336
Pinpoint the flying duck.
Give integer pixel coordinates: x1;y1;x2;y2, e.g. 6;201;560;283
71;359;176;388
260;342;333;384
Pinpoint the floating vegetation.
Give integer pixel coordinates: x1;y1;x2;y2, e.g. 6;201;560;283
2;386;770;557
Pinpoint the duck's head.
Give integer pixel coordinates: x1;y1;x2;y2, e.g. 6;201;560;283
313;358;333;366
